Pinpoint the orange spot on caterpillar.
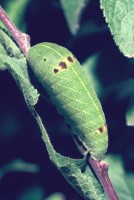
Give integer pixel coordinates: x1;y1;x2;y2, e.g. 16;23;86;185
53;68;59;73
59;62;67;69
98;124;107;134
99;127;103;133
67;56;73;63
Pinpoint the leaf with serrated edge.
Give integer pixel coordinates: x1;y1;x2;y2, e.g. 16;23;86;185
36;114;104;200
0;27;23;59
0;43;7;70
0;54;39;111
101;0;134;57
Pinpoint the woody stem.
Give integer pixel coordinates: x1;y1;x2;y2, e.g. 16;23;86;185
88;157;119;200
0;5;30;57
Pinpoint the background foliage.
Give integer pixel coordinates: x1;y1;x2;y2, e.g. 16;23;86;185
0;0;134;199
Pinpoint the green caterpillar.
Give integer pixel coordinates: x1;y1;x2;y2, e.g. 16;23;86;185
28;42;108;160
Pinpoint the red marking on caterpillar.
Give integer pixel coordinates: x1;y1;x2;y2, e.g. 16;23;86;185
59;62;67;69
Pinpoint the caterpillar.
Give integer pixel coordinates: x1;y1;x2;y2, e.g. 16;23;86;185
28;42;108;160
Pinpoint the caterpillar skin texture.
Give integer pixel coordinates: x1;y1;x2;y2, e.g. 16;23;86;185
28;42;108;160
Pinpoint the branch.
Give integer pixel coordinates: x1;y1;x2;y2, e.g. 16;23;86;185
0;5;30;57
88;157;119;200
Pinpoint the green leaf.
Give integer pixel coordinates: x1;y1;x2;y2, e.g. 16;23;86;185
57;156;104;200
36;114;104;200
125;173;134;197
0;43;7;70
126;97;134;126
60;0;89;35
0;27;18;70
0;27;23;59
100;0;134;57
104;155;134;200
0;54;39;112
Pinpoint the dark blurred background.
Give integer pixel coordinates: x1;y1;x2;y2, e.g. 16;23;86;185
0;0;134;199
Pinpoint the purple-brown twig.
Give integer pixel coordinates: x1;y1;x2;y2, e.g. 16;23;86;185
88;157;119;200
0;5;30;57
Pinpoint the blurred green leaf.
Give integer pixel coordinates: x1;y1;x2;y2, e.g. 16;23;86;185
0;159;40;178
82;53;103;96
45;192;65;200
125;172;134;197
126;97;134;126
104;155;134;200
101;0;134;57
60;0;89;35
19;186;44;200
78;21;107;37
4;0;30;31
